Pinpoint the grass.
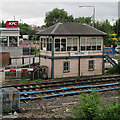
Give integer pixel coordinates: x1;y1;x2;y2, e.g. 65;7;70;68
10;78;43;84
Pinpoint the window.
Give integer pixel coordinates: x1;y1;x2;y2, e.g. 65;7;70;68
80;37;102;51
41;37;78;52
63;61;70;73
97;38;102;50
73;38;78;51
55;39;60;51
67;38;78;51
92;38;96;50
40;38;52;51
88;60;94;71
47;38;52;51
86;38;92;51
81;38;86;51
61;38;66;51
41;38;47;51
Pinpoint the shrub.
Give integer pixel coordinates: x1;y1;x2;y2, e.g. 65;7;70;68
105;63;120;75
100;102;120;120
69;90;120;120
70;90;103;120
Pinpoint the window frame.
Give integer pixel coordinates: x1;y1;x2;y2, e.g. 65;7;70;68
63;61;70;73
54;37;78;52
88;60;94;71
80;37;102;52
40;37;52;51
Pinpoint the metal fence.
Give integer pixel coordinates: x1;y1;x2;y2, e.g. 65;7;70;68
0;90;2;118
2;87;20;114
5;71;35;80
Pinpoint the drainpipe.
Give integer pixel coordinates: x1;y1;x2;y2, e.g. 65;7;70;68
78;36;80;76
102;37;105;75
51;36;54;79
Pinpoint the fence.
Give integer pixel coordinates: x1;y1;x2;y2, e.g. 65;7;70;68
4;65;49;80
2;87;20;114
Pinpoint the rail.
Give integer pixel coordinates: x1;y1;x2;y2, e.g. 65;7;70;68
20;82;120;100
20;86;120;100
20;82;120;95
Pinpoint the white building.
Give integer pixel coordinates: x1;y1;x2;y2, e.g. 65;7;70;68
0;21;20;47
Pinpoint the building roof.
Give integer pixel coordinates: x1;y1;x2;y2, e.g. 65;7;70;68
37;22;107;36
0;27;19;31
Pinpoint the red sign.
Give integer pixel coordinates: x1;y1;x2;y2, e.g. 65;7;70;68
6;21;19;28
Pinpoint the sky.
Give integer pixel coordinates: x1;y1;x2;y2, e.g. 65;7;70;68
0;0;120;26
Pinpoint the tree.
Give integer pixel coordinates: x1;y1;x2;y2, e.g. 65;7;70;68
19;23;35;39
94;20;117;47
95;19;114;34
1;20;6;27
44;8;74;27
113;18;120;38
74;17;92;25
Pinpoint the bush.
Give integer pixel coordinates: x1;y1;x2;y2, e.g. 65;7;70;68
69;90;120;120
100;102;120;120
105;63;120;75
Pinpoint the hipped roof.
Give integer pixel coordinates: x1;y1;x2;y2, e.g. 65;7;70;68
37;22;107;36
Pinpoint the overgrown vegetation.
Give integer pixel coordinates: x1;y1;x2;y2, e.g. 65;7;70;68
68;90;120;120
10;78;43;84
105;63;120;75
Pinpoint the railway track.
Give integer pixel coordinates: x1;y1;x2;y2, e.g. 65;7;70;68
2;75;120;100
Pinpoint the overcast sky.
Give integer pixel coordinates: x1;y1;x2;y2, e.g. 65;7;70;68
0;0;120;26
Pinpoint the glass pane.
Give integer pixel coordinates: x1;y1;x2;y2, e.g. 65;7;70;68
61;39;66;51
89;61;94;70
55;39;60;51
97;38;102;45
73;38;77;45
67;38;73;46
92;38;96;46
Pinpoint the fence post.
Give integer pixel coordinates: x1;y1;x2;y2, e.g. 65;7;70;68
33;57;35;64
9;58;11;65
22;57;24;65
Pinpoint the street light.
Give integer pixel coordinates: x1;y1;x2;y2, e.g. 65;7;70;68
79;5;95;27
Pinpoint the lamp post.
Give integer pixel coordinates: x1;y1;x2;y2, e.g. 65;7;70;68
79;5;95;27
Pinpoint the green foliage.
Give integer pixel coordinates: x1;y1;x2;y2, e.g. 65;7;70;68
95;19;114;34
94;20;118;47
10;78;43;84
70;90;103;120
105;63;120;75
45;8;74;27
113;18;120;38
74;17;92;25
104;36;117;48
100;102;120;120
19;23;35;39
1;20;6;27
3;106;12;115
69;90;120;120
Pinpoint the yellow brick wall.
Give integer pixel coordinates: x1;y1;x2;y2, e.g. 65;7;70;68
54;59;79;78
40;58;51;77
80;58;103;76
40;58;103;78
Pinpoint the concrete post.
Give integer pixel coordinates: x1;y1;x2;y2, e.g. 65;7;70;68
7;36;9;47
17;36;19;47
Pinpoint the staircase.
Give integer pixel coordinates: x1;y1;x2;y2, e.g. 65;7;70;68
104;54;118;67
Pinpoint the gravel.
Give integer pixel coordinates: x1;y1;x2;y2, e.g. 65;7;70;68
17;90;120;119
